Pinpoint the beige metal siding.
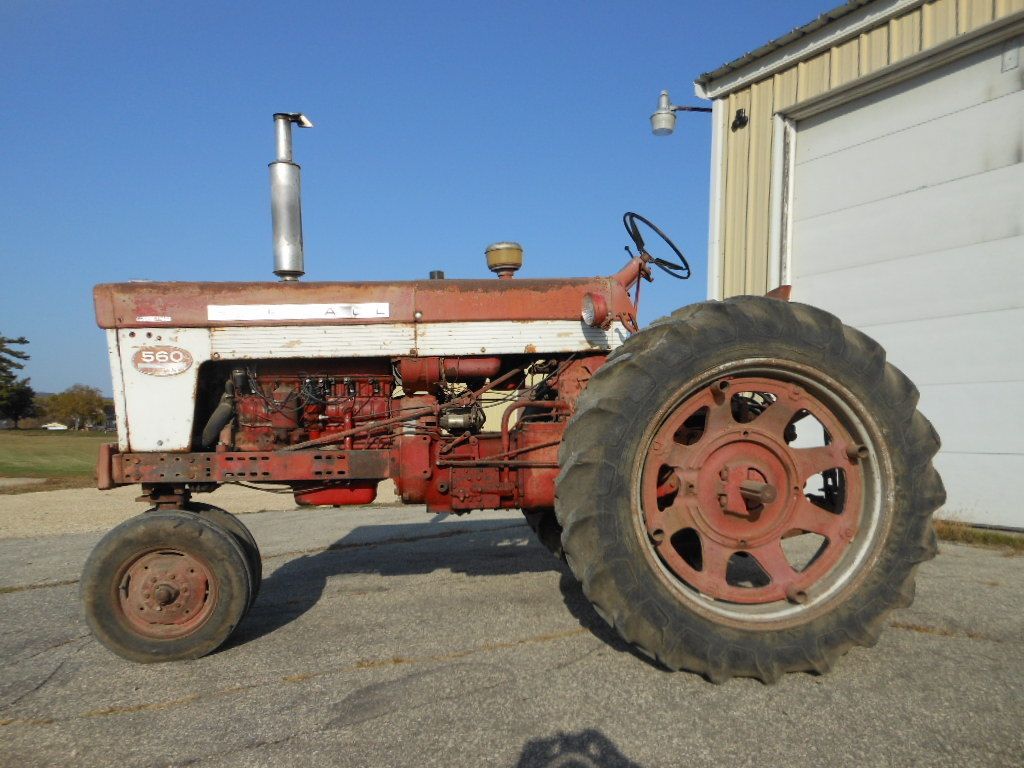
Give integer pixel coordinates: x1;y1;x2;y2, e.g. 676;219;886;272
714;0;1023;298
721;89;752;297
860;25;891;73
959;0;995;31
797;50;833;99
772;67;800;110
890;8;924;59
744;79;776;294
997;0;1024;14
831;38;862;86
922;0;958;46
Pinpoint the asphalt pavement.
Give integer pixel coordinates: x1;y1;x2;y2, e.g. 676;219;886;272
0;504;1021;767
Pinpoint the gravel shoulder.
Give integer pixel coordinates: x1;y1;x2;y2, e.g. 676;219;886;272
0;483;400;539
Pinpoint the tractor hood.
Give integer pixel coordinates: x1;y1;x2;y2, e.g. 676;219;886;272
93;277;637;330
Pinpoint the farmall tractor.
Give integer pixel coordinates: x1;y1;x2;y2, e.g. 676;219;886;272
82;113;944;682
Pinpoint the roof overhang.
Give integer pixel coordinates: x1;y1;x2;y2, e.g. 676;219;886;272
694;0;927;100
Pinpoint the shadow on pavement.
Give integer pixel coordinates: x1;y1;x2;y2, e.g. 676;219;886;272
514;729;644;767
227;518;653;668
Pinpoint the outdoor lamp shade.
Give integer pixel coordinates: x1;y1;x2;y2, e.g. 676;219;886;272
651;110;676;136
650;90;676;136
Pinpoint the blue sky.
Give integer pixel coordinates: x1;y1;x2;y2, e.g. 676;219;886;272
1;1;837;395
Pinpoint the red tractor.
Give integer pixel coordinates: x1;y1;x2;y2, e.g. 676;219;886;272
82;113;943;682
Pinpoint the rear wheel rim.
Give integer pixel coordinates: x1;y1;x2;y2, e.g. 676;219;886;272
639;365;884;623
117;549;217;639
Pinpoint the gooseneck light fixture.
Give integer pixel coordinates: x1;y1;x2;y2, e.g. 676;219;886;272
650;90;712;136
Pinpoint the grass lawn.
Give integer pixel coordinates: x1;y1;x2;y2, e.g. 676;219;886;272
0;429;111;478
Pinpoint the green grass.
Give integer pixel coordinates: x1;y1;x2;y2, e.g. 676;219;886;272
0;429;111;478
935;520;1024;554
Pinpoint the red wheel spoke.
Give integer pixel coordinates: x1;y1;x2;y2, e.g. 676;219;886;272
791;444;845;480
790;498;844;538
705;397;735;434
753;397;802;438
700;537;733;584
746;540;795;586
665;443;691;470
660;499;696;537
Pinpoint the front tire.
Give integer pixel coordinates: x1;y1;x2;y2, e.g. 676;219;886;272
185;502;262;610
81;510;253;663
556;297;943;682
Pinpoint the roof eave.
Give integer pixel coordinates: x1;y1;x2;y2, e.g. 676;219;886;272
694;0;925;100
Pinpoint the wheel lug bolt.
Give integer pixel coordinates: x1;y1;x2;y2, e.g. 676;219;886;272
846;444;869;463
719;468;729;481
786;587;809;605
650;529;665;544
718;495;728;509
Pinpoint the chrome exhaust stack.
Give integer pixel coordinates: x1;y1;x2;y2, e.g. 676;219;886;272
269;112;313;281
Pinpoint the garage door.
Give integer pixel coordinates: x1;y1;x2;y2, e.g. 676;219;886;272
788;39;1024;529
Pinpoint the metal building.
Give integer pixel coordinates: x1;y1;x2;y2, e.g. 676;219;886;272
695;0;1024;528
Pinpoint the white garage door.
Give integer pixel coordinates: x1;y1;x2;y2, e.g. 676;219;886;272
788;39;1024;529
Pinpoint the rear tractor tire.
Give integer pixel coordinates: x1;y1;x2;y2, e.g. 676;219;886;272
556;296;944;682
81;509;253;663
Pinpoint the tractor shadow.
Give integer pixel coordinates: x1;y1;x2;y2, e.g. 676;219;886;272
514;728;644;767
227;517;651;667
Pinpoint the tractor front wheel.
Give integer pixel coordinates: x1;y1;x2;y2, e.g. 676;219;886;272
556;297;943;682
185;502;262;610
81;510;252;663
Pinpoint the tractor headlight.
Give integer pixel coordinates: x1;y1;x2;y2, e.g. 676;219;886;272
581;293;609;328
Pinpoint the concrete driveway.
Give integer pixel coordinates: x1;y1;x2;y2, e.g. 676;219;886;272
0;500;1021;767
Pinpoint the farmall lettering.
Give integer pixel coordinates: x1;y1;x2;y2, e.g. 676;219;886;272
81;112;943;683
131;346;193;376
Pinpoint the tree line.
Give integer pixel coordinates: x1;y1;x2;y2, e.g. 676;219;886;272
0;335;112;429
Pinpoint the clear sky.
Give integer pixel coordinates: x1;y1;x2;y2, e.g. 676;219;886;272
2;0;838;395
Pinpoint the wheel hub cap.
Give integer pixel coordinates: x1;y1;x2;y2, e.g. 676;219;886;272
118;550;216;638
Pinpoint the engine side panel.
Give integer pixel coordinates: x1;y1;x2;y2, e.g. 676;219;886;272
114;328;210;452
114;320;625;451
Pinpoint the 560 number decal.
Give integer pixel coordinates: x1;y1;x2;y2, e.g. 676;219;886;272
132;346;193;376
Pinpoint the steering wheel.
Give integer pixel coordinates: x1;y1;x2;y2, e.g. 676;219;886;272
622;212;691;280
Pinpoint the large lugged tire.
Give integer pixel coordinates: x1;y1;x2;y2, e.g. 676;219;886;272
81;510;253;663
556;297;944;682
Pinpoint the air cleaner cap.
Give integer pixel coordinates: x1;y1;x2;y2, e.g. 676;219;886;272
485;242;523;279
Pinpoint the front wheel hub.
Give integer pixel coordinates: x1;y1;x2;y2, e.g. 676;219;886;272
118;550;216;638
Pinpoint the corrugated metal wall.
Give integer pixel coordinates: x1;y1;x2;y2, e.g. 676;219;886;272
714;0;1024;298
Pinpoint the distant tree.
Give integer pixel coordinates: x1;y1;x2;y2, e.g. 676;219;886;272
0;335;30;383
0;378;37;428
43;384;107;430
0;335;32;428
